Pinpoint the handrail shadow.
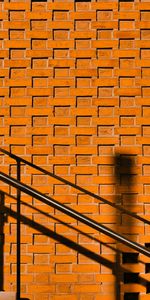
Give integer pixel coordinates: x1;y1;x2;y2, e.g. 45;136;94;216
114;154;143;300
0;147;150;300
0;147;149;226
1;171;149;257
0;190;149;299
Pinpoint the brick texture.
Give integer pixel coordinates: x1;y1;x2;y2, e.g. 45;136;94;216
0;0;150;300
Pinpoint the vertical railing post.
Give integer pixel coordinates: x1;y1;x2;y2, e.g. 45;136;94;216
17;160;21;300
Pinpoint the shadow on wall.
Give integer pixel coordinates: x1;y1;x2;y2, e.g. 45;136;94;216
115;154;141;300
0;153;149;300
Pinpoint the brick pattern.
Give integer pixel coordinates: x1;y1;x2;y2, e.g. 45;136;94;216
0;1;150;300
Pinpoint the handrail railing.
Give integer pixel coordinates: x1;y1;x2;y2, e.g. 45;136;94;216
0;170;150;257
1;147;150;300
0;147;149;225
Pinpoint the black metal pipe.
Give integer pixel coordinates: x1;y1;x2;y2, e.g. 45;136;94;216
0;171;150;257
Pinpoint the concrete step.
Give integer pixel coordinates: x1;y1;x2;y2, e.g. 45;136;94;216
0;292;16;300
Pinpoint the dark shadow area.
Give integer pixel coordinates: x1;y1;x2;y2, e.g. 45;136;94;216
0;147;149;226
3;190;121;254
0;148;150;300
2;190;149;263
0;190;150;300
114;154;144;300
1;196;148;277
4;198;115;269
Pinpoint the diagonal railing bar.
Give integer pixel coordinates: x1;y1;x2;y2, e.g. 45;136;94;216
3;206;115;271
1;190;124;255
3;200;150;287
0;171;150;257
0;147;149;225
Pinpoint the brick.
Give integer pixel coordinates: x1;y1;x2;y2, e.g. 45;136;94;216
4;3;30;10
74;284;101;293
70;88;97;96
70;146;97;155
138;21;150;29
70;12;96;20
71;108;97;116
5;117;31;126
27;88;52;96
4;40;30;48
70;69;96;77
115;31;140;39
26;50;52;58
48;41;74;49
4;59;30;68
71;31;96;39
28;285;55;293
0;50;9;58
3;21;29;29
0;12;8;19
48;137;74;145
73;264;100;273
92;21;118;30
0;32;8;39
115;88;141;96
93;118;119;126
92;40;118;48
115;128;140;135
92;3;117;10
26;12;52;20
115;11;139;19
93;78;117;86
93;137;118;144
70;127;96;135
48;3;74;10
52;296;77;300
70;50;96;58
48;21;74;30
48;79;74;86
94;59;118;68
27;265;52;274
28;244;54;254
26;31;51;39
5;78;31;87
27;108;52;116
51;274;78;283
49;59;74;68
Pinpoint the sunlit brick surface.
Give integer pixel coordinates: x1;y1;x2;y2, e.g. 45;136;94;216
0;1;150;300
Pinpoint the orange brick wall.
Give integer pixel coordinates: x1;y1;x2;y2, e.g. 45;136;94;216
0;0;150;300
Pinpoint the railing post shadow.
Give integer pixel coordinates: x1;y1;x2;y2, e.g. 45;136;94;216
114;154;137;300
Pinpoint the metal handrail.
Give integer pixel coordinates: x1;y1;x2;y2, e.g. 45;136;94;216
0;147;149;225
0;171;150;257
